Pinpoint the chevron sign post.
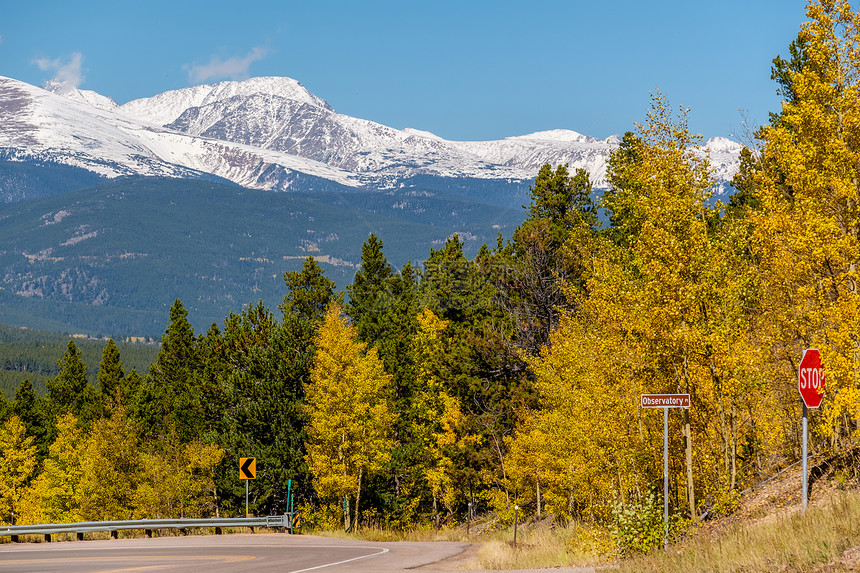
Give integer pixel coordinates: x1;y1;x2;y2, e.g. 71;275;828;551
240;458;256;517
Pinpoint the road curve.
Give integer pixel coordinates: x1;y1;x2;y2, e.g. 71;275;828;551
0;533;470;573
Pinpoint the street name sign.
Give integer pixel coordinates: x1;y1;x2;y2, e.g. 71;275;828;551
640;394;690;408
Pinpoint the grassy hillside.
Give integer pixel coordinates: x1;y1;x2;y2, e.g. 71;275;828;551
0;176;525;337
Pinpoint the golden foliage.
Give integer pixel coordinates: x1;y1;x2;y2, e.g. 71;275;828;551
305;304;395;527
753;0;860;443
0;415;37;525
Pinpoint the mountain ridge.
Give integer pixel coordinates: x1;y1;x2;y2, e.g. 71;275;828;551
0;74;744;199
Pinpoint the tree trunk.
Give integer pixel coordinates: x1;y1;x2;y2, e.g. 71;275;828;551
731;401;737;492
354;469;363;531
536;481;542;518
683;407;696;521
683;354;697;521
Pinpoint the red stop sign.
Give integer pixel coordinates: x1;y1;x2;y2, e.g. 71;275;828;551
798;348;825;408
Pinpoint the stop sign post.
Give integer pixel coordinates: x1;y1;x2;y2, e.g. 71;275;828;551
798;348;825;512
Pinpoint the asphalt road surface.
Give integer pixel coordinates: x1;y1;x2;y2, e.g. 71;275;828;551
0;533;471;573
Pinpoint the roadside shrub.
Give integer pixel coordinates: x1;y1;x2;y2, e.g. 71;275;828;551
610;493;664;554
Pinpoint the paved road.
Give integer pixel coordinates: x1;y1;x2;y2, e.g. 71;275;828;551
0;533;471;573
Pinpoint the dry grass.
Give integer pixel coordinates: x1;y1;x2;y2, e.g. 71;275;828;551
312;522;469;543
612;492;860;573
309;495;860;572
465;521;612;570
313;518;612;570
308;462;860;572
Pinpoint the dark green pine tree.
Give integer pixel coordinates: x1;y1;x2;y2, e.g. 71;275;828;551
206;300;313;516
375;262;419;400
498;163;598;355
770;33;809;127
45;340;100;428
354;257;422;527
136;299;203;441
525;163;596;229
419;234;488;326
346;234;394;345
346;235;421;405
604;132;647;243
417;235;521;499
97;339;125;407
279;257;342;323
12;378;51;458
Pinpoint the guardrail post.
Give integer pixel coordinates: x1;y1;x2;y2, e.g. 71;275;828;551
111;530;118;540
76;532;84;541
145;529;152;538
10;535;18;543
215;527;222;535
44;533;52;543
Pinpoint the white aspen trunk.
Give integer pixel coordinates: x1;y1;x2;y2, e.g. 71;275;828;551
355;468;362;531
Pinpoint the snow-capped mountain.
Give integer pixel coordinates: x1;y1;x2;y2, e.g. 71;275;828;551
0;75;362;191
1;74;744;199
115;78;622;184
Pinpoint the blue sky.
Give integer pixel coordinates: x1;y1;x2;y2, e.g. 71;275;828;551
2;1;807;142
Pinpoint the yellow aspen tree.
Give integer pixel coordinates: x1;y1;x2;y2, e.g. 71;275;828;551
305;304;394;530
598;95;723;520
514;310;649;522
133;437;223;519
77;405;140;521
0;415;37;525
752;0;860;444
410;308;478;524
520;94;763;525
19;413;85;524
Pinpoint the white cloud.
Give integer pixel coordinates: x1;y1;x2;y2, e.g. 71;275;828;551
185;46;268;84
34;52;84;88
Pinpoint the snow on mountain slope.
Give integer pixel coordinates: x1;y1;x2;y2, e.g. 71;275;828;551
2;74;744;195
452;131;614;187
120;77;332;127
700;136;745;187
44;80;120;112
0;76;190;178
0;76;360;190
120;79;621;183
132;85;512;176
128;126;360;188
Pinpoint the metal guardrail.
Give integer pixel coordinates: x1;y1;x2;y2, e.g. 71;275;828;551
0;513;299;542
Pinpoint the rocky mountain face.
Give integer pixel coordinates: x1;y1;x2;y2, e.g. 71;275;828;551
0;75;744;199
